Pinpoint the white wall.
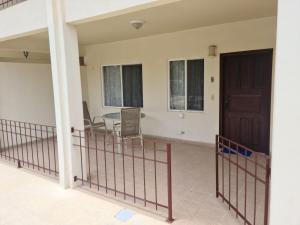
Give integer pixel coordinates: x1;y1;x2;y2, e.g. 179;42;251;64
0;62;55;126
269;0;300;224
64;0;170;24
83;17;276;144
0;0;47;41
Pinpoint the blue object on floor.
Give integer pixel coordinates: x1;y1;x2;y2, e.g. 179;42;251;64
222;146;252;157
115;209;134;222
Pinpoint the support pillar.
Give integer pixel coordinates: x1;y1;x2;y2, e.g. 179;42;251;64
269;1;300;225
46;0;84;188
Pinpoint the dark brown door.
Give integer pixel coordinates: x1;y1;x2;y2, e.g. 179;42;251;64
220;49;273;154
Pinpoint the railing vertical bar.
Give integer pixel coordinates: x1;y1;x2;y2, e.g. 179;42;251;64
131;138;136;203
14;121;20;163
264;158;270;225
1;120;7;159
46;126;51;174
9;121;15;162
24;123;29;167
228;140;231;210
18;121;25;165
34;124;40;170
0;123;3;158
23;122;29;168
166;143;174;222
216;135;219;198
112;135;117;197
222;138;225;202
236;143;239;218
103;134;108;194
30;124;35;169
253;154;258;225
79;130;84;184
122;137;126;200
244;156;248;225
142;140;146;207
52;127;57;174
87;132;91;188
40;125;45;173
95;133;100;191
154;142;158;210
5;121;11;160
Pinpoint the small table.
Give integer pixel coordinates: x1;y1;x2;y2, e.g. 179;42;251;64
102;112;146;120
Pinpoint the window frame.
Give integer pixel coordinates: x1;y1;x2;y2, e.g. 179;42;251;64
101;63;143;108
167;57;205;113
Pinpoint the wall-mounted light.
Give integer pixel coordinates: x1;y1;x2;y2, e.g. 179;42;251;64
208;45;217;57
23;51;29;59
130;20;145;30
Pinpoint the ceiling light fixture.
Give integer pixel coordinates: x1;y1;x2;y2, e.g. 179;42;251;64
130;20;145;30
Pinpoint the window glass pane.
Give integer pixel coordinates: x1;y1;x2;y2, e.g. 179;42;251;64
122;64;143;107
103;65;122;107
170;60;185;110
187;59;204;111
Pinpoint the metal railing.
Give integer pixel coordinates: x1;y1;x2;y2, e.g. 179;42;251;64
0;119;58;177
0;0;26;10
216;135;271;225
72;128;174;222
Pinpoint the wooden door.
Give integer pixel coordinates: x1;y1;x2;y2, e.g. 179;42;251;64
220;49;273;154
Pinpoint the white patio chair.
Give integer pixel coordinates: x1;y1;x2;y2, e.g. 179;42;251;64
83;101;107;136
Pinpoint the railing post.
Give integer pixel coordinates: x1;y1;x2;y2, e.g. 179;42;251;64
216;135;219;198
17;160;22;168
166;143;174;223
264;158;271;225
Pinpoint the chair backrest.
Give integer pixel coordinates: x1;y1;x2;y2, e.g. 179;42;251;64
120;108;141;138
82;101;91;126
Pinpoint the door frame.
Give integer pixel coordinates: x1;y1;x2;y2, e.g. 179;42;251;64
219;49;273;153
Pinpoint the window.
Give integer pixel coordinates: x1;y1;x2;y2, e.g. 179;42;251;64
169;59;204;111
103;64;143;107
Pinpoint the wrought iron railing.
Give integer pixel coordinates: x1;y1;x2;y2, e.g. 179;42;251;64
0;119;58;177
0;0;26;10
72;128;174;222
216;135;271;225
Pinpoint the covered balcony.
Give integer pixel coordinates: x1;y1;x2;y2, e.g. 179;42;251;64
1;0;297;225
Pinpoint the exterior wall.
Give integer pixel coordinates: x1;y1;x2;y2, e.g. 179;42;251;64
0;0;47;41
0;62;55;126
64;0;169;24
83;17;276;144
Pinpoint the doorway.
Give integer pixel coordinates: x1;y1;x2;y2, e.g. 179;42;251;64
220;49;273;154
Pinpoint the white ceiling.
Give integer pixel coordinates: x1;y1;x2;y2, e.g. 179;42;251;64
0;0;277;52
76;0;277;45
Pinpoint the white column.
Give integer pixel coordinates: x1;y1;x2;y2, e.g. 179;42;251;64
46;0;85;188
270;1;300;225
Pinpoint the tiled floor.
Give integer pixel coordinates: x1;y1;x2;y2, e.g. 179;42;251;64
0;134;267;225
0;162;167;225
